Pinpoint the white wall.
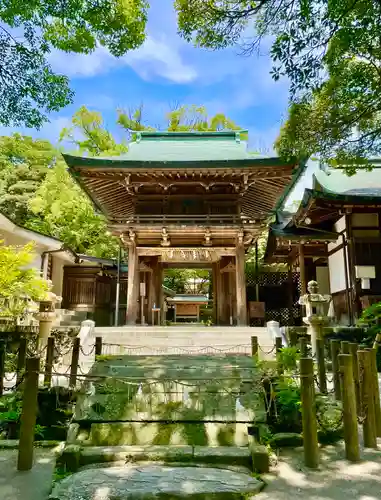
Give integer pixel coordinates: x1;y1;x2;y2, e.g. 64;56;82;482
51;255;65;297
316;266;330;294
328;247;348;293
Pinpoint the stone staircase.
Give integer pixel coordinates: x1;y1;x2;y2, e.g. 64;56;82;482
64;350;268;477
53;309;88;328
93;325;274;356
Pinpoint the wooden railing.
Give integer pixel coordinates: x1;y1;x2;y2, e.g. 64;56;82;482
122;214;247;225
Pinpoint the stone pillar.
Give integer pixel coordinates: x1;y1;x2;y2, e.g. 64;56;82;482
236;243;247;326
126;244;139;325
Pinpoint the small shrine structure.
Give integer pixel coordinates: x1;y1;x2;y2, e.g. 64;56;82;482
63;131;304;325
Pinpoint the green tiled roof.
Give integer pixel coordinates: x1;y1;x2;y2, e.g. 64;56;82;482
314;161;381;195
169;294;209;303
63;131;290;167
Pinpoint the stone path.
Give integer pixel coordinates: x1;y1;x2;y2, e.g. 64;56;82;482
49;464;263;499
258;444;381;500
0;449;55;500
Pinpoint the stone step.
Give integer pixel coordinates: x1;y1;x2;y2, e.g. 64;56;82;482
50;463;263;499
66;444;253;469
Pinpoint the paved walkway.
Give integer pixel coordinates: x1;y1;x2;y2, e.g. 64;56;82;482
0;449;55;500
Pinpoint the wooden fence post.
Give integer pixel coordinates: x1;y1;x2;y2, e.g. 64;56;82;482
358;349;377;449
275;337;283;375
16;338;27;386
316;338;327;394
251;336;258;358
0;340;5;396
289;329;298;347
95;336;102;357
300;357;319;468
69;338;80;387
330;339;341;400
17;357;40;471
349;342;360;415
44;337;55;388
341;341;350;354
367;348;381;437
299;337;308;357
339;354;360;462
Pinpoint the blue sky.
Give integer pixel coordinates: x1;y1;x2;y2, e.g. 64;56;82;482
0;0;291;154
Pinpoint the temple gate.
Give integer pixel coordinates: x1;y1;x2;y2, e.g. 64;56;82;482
63;131;303;326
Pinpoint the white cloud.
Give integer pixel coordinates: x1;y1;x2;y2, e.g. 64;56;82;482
49;36;197;84
123;37;197;83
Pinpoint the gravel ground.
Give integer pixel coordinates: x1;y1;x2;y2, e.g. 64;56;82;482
258;443;381;500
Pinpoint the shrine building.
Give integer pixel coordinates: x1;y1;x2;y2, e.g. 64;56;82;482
63;131;305;326
265;161;381;325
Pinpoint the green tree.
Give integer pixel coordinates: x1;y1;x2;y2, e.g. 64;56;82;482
60;106;128;156
0;134;57;224
175;0;381;167
0;241;48;320
26;162;119;258
164;268;210;295
62;104;246;156
0;0;148;128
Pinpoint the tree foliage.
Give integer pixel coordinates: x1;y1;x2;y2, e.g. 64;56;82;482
0;241;48;319
0;134;57;224
0;0;148;128
175;0;381;166
164;268;210;295
26;162;119;258
61;104;244;155
60;106;128;156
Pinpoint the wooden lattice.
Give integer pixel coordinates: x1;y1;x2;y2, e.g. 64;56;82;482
246;270;302;326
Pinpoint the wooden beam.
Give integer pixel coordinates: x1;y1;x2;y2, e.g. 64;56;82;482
126;244;139;325
236;243;247;326
299;243;307;295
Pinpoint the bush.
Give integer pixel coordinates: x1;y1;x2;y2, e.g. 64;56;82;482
0;387;75;440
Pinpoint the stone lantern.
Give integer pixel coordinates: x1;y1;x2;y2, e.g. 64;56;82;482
35;281;62;347
299;280;332;356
